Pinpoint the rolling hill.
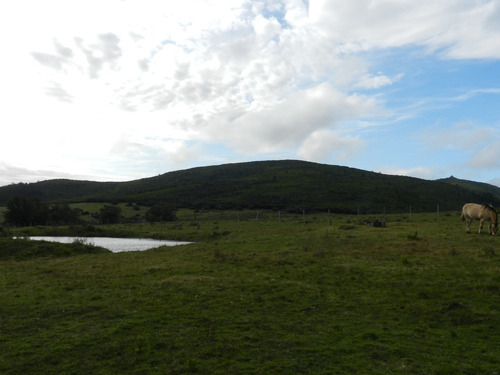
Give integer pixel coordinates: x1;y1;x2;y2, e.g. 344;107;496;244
0;160;499;214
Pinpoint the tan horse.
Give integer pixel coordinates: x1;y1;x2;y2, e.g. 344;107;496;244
461;203;498;235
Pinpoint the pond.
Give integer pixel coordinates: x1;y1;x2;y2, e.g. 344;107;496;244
24;236;192;253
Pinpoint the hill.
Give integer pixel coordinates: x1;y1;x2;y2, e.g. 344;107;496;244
438;175;500;198
0;160;499;213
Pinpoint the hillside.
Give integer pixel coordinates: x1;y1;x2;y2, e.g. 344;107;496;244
1;160;499;213
438;175;500;198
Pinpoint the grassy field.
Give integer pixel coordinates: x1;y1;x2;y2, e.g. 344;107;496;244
1;210;500;374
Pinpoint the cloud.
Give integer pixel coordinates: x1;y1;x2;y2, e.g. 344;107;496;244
355;73;404;90
53;40;74;58
0;162;106;186
74;33;122;79
45;82;74;102
418;121;500;177
379;166;441;180
309;0;500;59
297;130;365;161
466;140;500;170
420;121;497;151
203;83;379;155
3;0;500;186
449;88;500;102
31;52;66;71
489;178;500;188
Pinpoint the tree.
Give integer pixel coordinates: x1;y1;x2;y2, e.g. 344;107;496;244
98;205;122;224
4;196;48;226
48;203;81;225
145;203;177;222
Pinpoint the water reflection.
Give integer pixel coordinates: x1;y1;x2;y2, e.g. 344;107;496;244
24;236;192;253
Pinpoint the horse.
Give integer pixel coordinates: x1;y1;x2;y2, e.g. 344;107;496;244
461;203;498;235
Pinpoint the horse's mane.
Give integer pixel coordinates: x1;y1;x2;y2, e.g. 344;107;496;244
482;203;498;218
481;203;496;211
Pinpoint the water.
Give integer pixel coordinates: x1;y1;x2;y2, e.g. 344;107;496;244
24;236;192;253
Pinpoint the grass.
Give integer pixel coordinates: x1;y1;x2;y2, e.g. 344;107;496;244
1;210;500;374
0;237;110;259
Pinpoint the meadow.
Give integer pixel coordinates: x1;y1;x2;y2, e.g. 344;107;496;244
1;210;500;374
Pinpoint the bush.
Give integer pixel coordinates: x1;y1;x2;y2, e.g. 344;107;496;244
145;203;177;222
99;205;122;224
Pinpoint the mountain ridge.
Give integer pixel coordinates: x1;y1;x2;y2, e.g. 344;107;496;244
1;160;499;214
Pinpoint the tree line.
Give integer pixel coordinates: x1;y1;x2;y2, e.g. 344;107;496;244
2;196;176;227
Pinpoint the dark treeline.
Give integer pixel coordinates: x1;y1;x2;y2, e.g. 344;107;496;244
3;197;80;227
3;196;177;227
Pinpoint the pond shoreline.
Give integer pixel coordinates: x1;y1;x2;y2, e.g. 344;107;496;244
18;236;193;253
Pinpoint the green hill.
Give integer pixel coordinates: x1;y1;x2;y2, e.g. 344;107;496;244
0;160;499;213
438;175;500;198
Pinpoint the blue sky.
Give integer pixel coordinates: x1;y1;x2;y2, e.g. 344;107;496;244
1;0;500;186
349;49;500;179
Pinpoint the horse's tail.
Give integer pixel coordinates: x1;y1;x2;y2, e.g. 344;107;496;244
460;206;466;221
461;203;471;221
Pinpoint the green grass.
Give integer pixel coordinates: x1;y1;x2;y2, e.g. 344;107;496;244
1;211;500;374
0;237;109;259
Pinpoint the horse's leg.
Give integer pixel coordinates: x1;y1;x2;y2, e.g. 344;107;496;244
466;218;471;233
478;219;484;234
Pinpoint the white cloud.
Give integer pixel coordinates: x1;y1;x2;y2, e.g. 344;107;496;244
2;0;500;185
417;121;500;179
203;83;379;154
297;130;365;161
0;162;101;186
489;178;500;188
420;121;497;152
466;140;500;170
309;0;500;59
379;166;441;180
355;73;404;90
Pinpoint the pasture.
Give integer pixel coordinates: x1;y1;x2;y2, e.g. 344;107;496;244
1;210;500;374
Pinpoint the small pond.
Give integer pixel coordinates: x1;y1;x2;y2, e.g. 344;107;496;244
24;236;192;253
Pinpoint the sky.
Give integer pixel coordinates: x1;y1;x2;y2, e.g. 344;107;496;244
2;0;500;187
